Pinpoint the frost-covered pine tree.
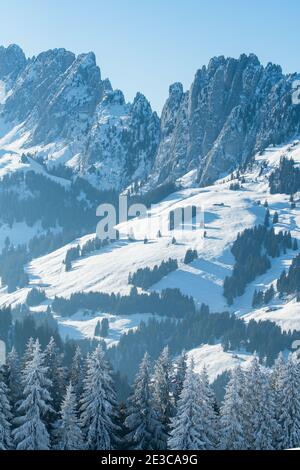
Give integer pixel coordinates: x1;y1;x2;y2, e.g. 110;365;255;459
242;357;277;450
152;346;173;448
172;350;187;406
54;383;84;450
22;337;35;366
45;337;65;413
277;354;300;449
80;345;119;450
13;339;53;450
199;366;219;449
220;366;247;450
6;347;21;412
125;352;162;450
168;361;207;450
0;371;12;450
270;352;287;449
69;346;85;402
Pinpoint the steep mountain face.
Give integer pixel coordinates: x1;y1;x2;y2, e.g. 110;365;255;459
0;44;27;84
0;45;299;191
86;90;160;189
151;54;300;186
0;45;159;190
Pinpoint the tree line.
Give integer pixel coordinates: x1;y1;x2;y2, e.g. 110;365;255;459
52;287;195;319
269;156;300;195
223;224;296;304
0;339;299;450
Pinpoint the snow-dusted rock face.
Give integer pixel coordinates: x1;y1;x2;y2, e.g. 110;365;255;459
151;54;300;186
1;46;300;190
0;44;27;83
85;90;160;189
0;44;159;190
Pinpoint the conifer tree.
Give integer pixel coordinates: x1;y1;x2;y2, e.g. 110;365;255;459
6;347;21;413
125;352;161;450
22;337;35;367
277;355;300;449
220;366;246;450
168;361;206;450
270;352;286;448
172;351;187;405
13;339;53;450
241;357;277;449
80;345;119;450
54;383;84;450
0;370;12;450
44;337;65;413
152;347;173;448
69;346;85;402
199;367;219;449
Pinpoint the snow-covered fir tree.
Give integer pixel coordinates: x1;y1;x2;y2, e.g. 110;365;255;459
199;366;219;449
270;352;287;448
80;345;119;450
277;354;300;449
54;383;84;450
151;346;173;448
69;346;85;402
13;339;53;450
6;347;21;413
0;370;12;450
44;337;65;413
168;360;207;450
22;337;35;366
220;366;247;450
242;357;277;450
172;350;187;406
125;352;162;450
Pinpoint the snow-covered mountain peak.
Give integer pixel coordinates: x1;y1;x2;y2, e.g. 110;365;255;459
0;44;27;82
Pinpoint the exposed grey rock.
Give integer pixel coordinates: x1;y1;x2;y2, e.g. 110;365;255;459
3;48;75;122
0;44;27;83
0;46;299;192
32;52;103;143
151;54;300;187
85;90;160;189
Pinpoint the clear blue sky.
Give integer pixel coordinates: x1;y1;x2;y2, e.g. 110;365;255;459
1;0;299;113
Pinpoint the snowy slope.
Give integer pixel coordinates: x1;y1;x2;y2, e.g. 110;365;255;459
56;310;162;348
243;298;300;333
1;139;300;344
187;344;254;382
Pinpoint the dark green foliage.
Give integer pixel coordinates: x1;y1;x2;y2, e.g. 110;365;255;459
13;314;62;355
108;305;300;379
229;182;241;191
269;156;300;194
211;370;231;405
0;241;29;292
264;209;270;227
252;289;264;307
273;211;279;224
264;284;275;304
277;253;300;295
26;288;46;306
183;249;198;264
52;287;195;319
223;225;293;304
0;307;12;345
95;318;109;338
128;258;178;289
64;246;80;272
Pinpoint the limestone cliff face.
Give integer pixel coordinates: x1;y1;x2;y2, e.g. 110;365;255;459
1;45;299;191
151;54;300;186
